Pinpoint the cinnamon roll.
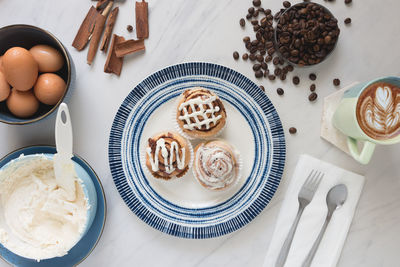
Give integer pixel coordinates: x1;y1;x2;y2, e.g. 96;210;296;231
193;140;240;191
176;88;227;139
145;132;192;180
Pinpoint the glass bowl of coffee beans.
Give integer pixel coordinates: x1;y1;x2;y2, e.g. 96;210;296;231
274;2;340;67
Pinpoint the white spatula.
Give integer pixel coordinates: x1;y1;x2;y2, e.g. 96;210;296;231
54;103;76;201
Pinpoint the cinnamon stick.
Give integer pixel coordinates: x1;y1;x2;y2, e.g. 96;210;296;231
100;7;119;52
87;1;113;65
115;39;145;58
104;34;125;76
135;0;149;39
72;6;100;50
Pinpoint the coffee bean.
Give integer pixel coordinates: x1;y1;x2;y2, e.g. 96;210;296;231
274;68;282;76
280;73;287;80
249;54;256;61
309;92;318;102
261;62;268;70
260;85;265;91
233;51;239;60
242;53;249;60
265;55;272;62
344;18;352;24
265;9;272;15
264;70;270;77
127;25;133;32
246;13;252;19
256;55;263;62
243;36;250;43
251;20;258;25
240;18;246;27
345;0;352;4
292;76;300;85
248;7;255;14
310;84;316;92
289;127;297;134
255;70;263;78
268;74;276;80
253;0;261;7
253;10;259;17
287;65;294;72
283;1;291;8
253;64;261;71
277;88;284;95
309;73;317;81
273;56;280;65
333;78;341;86
267;47;275;55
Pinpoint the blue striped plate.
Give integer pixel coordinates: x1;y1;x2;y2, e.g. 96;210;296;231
109;62;285;238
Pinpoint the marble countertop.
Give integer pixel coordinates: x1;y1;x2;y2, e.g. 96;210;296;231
0;0;399;266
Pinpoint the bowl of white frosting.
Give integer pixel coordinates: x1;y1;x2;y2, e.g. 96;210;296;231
0;147;97;261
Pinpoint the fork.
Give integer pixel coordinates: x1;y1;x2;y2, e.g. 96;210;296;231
275;170;324;267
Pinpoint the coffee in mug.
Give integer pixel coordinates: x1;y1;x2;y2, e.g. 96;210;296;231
333;76;400;164
356;82;400;140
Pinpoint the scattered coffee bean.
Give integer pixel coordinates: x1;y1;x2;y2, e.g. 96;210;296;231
253;10;259;17
265;55;272;62
260;85;265;91
253;0;261;7
253;63;261;71
243;36;250;43
265;9;272;15
255;70;263;78
309;73;317;81
274;68;282;76
242;53;249;60
287;65;294;72
310;84;316;92
256;55;264;62
248;7;255;14
345;0;352;4
333;78;341;86
264;70;270;77
261;62;268;70
233;51;239;60
344;18;352;24
268;74;276;80
280;73;287;80
246;13;252;19
309;92;318;102
275;2;340;66
251;20;258;25
240;18;246;27
127;25;133;32
289;127;297;134
249;54;256;61
283;1;291;8
292;76;300;85
273;57;280;65
277;88;284;95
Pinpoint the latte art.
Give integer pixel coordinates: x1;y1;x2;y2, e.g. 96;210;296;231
357;82;400;140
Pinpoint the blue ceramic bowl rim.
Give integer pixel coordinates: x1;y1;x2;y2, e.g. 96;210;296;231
0;145;106;266
0;24;72;125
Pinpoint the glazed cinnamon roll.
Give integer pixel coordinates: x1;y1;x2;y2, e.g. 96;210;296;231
145;132;192;180
176;88;227;139
193;140;240;191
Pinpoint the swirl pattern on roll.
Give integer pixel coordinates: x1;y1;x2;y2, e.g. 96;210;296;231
193;140;239;190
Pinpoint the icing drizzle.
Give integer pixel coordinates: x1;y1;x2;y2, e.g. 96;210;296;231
178;95;222;130
146;138;186;174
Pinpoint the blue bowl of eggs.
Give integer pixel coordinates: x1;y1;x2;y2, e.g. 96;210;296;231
0;24;74;125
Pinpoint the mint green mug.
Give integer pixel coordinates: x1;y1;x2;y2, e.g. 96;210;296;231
333;76;400;164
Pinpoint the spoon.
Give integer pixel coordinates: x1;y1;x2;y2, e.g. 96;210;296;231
301;184;348;267
53;103;76;201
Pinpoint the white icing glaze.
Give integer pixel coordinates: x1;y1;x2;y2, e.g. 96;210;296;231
360;86;400;136
178;95;222;130
146;138;185;174
194;143;237;190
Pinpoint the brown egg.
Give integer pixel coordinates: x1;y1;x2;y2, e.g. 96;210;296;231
30;45;64;72
2;47;38;91
7;89;39;118
34;73;66;105
0;72;10;101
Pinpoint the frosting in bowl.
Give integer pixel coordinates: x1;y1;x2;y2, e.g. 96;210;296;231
0;155;88;261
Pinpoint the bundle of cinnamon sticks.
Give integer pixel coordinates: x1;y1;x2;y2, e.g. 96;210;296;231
72;0;149;76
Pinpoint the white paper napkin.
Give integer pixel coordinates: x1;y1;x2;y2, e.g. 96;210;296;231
263;154;365;267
